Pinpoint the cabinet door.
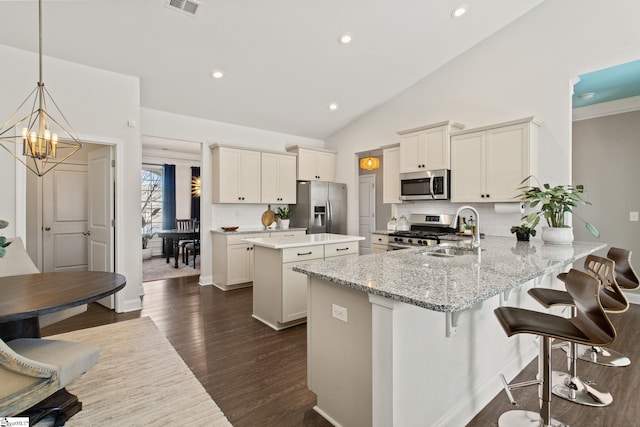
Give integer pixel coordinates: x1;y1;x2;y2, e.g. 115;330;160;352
214;147;241;203
485;124;529;201
282;261;309;322
296;149;317;181
239;150;261;203
399;133;423;173
278;154;297;203
383;146;401;204
423;126;450;170
228;244;253;284
315;151;336;181
261;153;279;203
451;132;485;203
371;244;388;254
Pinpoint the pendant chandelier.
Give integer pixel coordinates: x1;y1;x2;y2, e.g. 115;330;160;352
359;155;380;171
0;0;82;177
191;176;201;197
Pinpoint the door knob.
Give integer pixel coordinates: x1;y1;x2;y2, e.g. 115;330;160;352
83;230;91;236
44;226;51;231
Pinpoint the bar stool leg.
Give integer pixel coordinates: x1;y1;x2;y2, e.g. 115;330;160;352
551;308;613;407
575;344;630;367
498;337;567;427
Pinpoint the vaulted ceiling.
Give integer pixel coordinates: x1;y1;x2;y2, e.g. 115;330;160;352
0;0;545;139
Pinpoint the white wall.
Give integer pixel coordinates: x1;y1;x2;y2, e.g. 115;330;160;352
140;108;325;286
325;0;640;237
0;44;143;313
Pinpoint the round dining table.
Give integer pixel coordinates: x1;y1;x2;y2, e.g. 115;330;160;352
0;271;126;341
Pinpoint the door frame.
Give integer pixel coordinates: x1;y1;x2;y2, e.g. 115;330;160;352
358;174;376;255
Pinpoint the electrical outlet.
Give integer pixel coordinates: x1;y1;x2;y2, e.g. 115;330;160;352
631;211;639;222
332;304;348;323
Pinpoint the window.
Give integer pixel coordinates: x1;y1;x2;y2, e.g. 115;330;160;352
141;165;163;235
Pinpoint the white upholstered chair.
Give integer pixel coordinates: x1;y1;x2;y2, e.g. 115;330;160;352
0;336;100;416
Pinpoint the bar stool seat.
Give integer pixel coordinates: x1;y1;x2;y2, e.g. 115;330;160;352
528;255;627;407
495;268;616;427
607;247;639;290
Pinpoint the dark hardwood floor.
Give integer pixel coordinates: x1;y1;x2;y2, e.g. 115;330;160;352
42;276;640;426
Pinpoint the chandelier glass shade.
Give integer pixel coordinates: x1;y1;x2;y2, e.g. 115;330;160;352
359;156;380;171
0;0;82;177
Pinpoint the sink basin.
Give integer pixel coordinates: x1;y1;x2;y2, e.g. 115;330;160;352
424;246;480;257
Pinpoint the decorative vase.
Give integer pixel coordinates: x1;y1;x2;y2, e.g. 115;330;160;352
515;231;530;242
541;227;574;245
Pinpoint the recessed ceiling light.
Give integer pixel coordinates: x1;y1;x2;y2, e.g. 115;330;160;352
579;92;596;100
329;103;339;111
211;70;224;79
338;33;353;44
451;4;468;18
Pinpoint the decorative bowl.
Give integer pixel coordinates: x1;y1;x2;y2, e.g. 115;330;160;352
221;226;239;232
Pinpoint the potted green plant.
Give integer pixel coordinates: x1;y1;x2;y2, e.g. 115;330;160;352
510;223;537;242
517;177;599;245
0;220;11;258
276;206;291;229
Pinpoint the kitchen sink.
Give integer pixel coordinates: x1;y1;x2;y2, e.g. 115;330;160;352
424;245;481;257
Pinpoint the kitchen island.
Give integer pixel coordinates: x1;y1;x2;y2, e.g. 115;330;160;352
245;233;364;330
294;236;605;427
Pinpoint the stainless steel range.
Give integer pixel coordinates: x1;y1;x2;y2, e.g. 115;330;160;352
387;214;458;250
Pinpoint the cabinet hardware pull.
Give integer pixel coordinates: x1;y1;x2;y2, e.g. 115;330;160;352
297;251;312;256
336;247;349;251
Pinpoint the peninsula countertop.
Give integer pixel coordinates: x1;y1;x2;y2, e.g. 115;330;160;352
294;236;605;312
211;227;307;235
244;233;364;249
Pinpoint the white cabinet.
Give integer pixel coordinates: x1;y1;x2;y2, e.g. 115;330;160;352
212;230;306;290
261;152;297;203
286;146;337;181
371;233;389;253
398;121;464;173
212;145;261;203
382;144;401;204
451;117;541;203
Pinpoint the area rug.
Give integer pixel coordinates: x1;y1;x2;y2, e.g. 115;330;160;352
143;256;200;282
46;317;231;426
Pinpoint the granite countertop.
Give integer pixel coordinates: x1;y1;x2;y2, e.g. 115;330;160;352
211;227;307;235
371;230;394;235
294;236;606;312
245;233;364;249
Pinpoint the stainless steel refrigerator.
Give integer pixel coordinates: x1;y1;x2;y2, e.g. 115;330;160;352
291;181;347;234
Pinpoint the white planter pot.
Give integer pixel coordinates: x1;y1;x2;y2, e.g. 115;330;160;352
541;227;574;245
278;219;290;229
142;247;153;260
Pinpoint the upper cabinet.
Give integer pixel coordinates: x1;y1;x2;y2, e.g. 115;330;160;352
261;152;297;204
212;145;261;203
398;121;465;173
286;146;336;182
382;144;401;204
450;117;542;203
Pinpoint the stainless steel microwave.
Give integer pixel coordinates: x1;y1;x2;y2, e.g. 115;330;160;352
399;169;450;201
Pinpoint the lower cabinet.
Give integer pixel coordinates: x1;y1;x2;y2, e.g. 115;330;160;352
212;230;306;291
371;233;389;253
252;241;360;330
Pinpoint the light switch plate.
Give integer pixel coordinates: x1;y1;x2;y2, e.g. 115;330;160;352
630;211;639;222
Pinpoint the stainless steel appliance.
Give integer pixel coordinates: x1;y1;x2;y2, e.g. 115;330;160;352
387;213;457;250
291;181;347;234
400;169;449;201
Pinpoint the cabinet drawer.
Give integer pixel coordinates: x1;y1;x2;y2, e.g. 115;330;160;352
371;234;389;245
270;230;306;238
227;233;263;245
324;242;359;258
282;245;324;263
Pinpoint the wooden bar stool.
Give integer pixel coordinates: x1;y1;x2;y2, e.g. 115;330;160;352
494;269;616;427
528;255;626;406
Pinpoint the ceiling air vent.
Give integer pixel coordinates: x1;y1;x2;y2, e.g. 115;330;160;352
166;0;201;17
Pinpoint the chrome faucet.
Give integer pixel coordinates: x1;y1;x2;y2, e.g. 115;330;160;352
451;205;480;248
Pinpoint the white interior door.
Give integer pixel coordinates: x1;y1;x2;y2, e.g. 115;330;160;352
42;164;89;272
88;146;115;308
358;175;376;255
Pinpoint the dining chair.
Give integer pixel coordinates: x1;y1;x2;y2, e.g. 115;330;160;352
175;219;193;262
184;220;200;268
0;336;99;420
